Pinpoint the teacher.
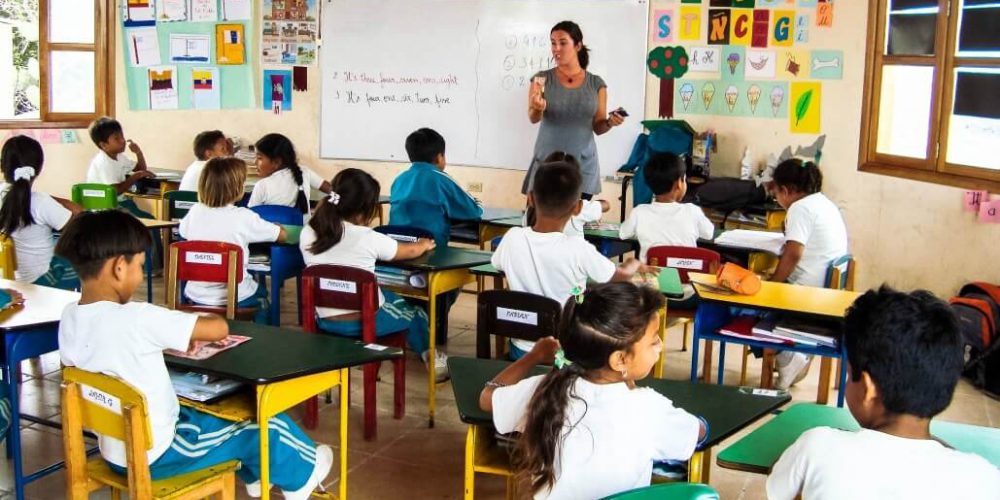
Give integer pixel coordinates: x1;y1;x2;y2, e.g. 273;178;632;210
522;20;626;198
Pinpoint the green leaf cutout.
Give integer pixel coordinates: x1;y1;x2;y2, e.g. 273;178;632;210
794;89;814;126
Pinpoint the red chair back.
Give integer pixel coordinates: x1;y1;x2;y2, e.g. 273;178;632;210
301;264;380;343
166;241;243;319
646;246;721;284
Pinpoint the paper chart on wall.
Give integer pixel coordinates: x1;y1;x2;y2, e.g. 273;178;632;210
126;27;161;67
689;47;721;73
157;0;187;22
262;69;293;111
148;65;179;110
745;49;776;78
222;0;253;21
123;0;156;27
190;0;218;23
216;24;246;65
810;50;843;80
261;0;319;65
790;81;821;134
192;67;221;109
169;34;211;63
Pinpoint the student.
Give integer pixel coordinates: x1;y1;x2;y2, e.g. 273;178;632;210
769;159;849;389
480;282;706;500
767;286;1000;499
619;152;714;261
86;117;155;218
180;157;287;324
179;130;232;192
492;160;652;359
534;152;609;238
0;135;82;290
249;133;331;213
300;168;449;379
55;211;331;500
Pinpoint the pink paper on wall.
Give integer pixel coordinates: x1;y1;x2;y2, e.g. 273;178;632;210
652;9;675;44
979;200;1000;223
964;190;988;212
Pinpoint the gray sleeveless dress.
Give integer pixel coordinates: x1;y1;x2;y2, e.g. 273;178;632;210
522;68;607;196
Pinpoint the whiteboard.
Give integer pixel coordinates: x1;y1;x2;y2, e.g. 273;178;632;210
319;0;648;175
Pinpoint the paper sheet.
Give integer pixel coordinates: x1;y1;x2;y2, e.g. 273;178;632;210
714;230;786;255
123;0;156;27
262;69;293;110
222;0;253;21
158;0;188;22
745;50;776;78
192;67;221;109
790;81;822;134
148;65;179;110
126;27;161;67
216;24;246;65
190;0;218;22
169;34;211;63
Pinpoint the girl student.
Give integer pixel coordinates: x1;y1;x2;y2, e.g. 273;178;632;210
249;133;331;212
480;282;706;499
299;168;450;379
0;135;82;290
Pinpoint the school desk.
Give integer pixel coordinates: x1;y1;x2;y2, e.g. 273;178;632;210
139;218;180;303
167;319;403;500
717;403;1000;474
697;229;780;274
701;202;786;232
477;216;639;259
0;280;80;500
449;356;790;499
449;207;523;247
378;246;494;426
688;273;861;407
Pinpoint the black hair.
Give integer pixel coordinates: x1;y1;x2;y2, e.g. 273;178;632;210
193;130;226;161
255;133;308;213
551;21;590;70
0;135;44;236
405;128;446;164
88;117;123;147
643;152;686;196
843;285;964;418
55;211;151;280
307;168;381;255
531;160;581;217
514;282;664;494
772;158;822;195
542;151;579;168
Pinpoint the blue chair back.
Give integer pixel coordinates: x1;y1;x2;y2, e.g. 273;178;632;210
375;225;433;243
825;254;856;291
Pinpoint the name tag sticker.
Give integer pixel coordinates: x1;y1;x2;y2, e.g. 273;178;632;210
752;388;781;397
320;278;357;294
186;252;222;265
667;258;704;270
82;189;105;198
175;201;195;209
365;343;388;351
81;384;122;414
387;234;418;242
497;307;538;326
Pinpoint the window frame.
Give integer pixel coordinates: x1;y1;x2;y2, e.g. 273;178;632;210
859;0;1000;191
0;0;114;129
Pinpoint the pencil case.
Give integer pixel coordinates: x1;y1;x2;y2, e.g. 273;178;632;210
716;263;761;295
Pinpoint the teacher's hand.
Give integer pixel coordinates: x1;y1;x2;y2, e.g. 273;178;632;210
529;86;547;113
607;111;625;128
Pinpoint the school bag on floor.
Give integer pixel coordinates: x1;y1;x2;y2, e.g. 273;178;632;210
950;282;1000;397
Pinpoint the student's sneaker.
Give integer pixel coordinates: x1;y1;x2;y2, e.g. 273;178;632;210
421;350;450;382
245;480;261;498
775;352;812;390
282;444;334;500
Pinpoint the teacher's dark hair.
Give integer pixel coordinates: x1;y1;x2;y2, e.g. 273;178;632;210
551;21;589;70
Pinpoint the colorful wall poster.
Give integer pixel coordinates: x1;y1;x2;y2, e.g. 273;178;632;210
679;6;702;41
261;0;319;65
158;0;188;22
216;24;246;65
192;67;221;109
722;46;746;81
190;0;218;22
123;0;156;27
689;47;722;73
652;9;675;44
126;27;161;67
731;9;753;46
810;50;844;79
745;49;776;78
262;69;293;111
778;49;811;79
148;65;179;110
168;34;210;63
790;81;821;134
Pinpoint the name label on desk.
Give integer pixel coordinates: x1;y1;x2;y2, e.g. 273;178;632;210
386;234;418;243
667;258;704;270
320;278;357;294
81;384;122;415
82;189;105;198
497;307;537;326
175;201;195;210
186;252;223;265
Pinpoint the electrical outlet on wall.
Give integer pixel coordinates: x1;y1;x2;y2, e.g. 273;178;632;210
467;182;483;193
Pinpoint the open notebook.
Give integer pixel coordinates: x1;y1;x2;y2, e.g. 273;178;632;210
713;230;785;255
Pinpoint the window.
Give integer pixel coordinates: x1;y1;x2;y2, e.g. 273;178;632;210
0;0;113;128
860;0;1000;190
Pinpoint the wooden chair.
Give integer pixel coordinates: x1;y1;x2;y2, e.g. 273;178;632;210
61;366;238;500
646;246;721;352
71;183;118;210
0;235;16;279
301;264;406;441
476;290;562;360
166;241;258;320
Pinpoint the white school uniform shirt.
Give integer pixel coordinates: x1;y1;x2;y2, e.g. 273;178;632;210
783;193;848;288
491;227;615;353
178;160;206;192
766;427;1000;500
0;186;72;283
178;204;281;305
299;222;398;317
247;167;325;208
87;152;136;201
563;199;604;238
493;375;701;500
59;301;197;467
619;202;715;262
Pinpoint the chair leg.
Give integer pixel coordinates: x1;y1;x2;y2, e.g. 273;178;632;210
363;363;378;441
325;389;333;404
220;471;236;500
739;346;750;386
304;396;319;430
761;350;776;388
393;357;405;419
701;341;714;383
833;358;842;389
682;321;690;352
110;489;121;500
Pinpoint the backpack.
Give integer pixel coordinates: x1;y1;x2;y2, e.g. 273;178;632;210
620;126;694;207
950;282;1000;393
691;177;768;215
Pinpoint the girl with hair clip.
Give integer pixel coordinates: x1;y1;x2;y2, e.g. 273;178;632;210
480;282;707;500
0;135;82;289
299;168;450;379
249;133;331;213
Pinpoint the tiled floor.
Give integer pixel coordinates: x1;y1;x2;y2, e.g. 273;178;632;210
2;276;998;499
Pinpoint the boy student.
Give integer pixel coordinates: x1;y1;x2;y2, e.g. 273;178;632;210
179;130;232;192
767;286;1000;499
56;211;332;500
492;160;652;359
86;117;155;218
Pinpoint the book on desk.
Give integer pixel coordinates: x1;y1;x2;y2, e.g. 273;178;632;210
719;315;839;349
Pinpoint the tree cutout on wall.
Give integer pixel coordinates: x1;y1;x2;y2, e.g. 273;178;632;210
647;46;690;118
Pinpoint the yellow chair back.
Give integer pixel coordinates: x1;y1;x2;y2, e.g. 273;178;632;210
0;235;15;279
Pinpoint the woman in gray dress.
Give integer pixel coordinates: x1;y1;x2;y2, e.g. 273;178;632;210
522;20;626;198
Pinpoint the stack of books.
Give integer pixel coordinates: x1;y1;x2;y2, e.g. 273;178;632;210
717;316;838;348
375;266;427;289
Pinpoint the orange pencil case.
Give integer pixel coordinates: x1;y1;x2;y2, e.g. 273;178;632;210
716;263;762;295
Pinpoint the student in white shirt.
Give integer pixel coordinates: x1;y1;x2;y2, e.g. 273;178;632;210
180;157;287;324
534;152;610;238
85;117;155;218
767;286;1000;499
492;160;653;359
0;135;82;290
178;130;233;192
619;152;714;261
769;159;849;389
55;210;331;500
300;168;450;379
480;282;706;500
249;134;331;213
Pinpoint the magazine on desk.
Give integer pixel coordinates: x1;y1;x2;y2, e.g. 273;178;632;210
165;335;251;361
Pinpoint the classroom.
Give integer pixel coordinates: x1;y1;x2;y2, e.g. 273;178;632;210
0;0;998;499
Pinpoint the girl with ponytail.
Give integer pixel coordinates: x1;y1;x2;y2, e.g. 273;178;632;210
0;135;82;290
480;282;706;499
250;133;332;213
299;168;449;378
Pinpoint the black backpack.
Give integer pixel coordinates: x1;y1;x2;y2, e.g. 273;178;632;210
690;177;768;215
951;282;1000;397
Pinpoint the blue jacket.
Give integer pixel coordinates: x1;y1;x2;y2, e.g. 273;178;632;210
389;162;483;245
